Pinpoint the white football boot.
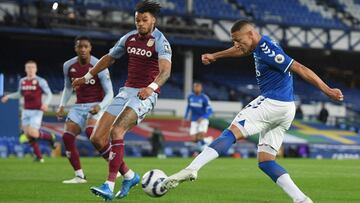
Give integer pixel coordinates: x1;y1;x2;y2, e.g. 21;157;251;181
62;176;87;184
295;197;313;203
162;168;198;190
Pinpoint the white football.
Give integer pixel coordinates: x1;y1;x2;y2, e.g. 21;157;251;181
141;169;168;197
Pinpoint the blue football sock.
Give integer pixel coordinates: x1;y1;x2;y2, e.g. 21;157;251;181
209;129;236;155
258;160;287;182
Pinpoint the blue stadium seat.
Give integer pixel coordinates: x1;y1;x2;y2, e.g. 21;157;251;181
236;0;346;29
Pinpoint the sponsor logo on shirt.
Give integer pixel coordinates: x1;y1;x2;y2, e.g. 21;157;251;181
22;85;37;90
127;47;152;57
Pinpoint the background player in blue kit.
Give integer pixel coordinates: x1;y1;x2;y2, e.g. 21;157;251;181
184;82;213;150
163;20;344;203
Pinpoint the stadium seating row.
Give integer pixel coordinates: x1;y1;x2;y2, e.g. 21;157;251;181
19;0;358;29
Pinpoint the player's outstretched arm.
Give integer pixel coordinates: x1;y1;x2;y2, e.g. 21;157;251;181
1;79;22;103
72;54;115;89
290;61;344;101
202;46;245;65
137;59;171;100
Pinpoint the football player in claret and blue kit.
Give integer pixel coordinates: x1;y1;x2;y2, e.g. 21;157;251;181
72;0;172;200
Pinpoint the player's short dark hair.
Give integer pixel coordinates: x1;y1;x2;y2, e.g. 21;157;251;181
25;60;37;66
74;35;92;45
231;20;253;33
135;0;161;17
193;81;202;86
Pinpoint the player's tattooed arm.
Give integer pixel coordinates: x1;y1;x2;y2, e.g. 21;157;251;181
137;59;171;100
154;59;171;86
290;61;344;101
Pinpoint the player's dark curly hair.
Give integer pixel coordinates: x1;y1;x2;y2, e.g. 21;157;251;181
74;35;91;45
135;0;162;16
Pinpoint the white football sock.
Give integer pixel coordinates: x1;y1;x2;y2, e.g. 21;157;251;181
186;146;219;171
123;169;135;180
276;173;307;202
105;181;115;192
75;169;84;178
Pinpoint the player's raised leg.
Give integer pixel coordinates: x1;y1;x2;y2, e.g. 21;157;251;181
90;107;140;200
163;124;240;189
62;121;87;184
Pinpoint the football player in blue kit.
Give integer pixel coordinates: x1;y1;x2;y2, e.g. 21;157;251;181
163;20;343;203
184;82;213;150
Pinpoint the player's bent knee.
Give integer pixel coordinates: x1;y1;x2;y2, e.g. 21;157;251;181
110;126;126;139
27;128;39;138
228;124;245;140
257;145;277;162
89;133;106;147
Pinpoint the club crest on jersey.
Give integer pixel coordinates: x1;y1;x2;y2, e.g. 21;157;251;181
147;39;155;47
70;68;76;72
32;80;37;85
275;54;285;64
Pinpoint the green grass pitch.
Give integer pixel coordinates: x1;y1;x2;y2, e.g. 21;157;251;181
0;157;359;203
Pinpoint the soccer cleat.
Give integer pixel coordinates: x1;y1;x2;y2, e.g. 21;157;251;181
62;176;87;184
33;158;44;163
296;197;313;203
115;173;140;199
49;133;57;149
90;183;113;201
162;168;197;190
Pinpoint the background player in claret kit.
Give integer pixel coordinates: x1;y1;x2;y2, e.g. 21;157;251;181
72;0;172;200
183;82;213;151
56;36;114;184
163;20;344;203
1;60;54;163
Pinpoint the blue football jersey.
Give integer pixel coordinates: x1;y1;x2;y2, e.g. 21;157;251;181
184;93;213;121
253;35;294;101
